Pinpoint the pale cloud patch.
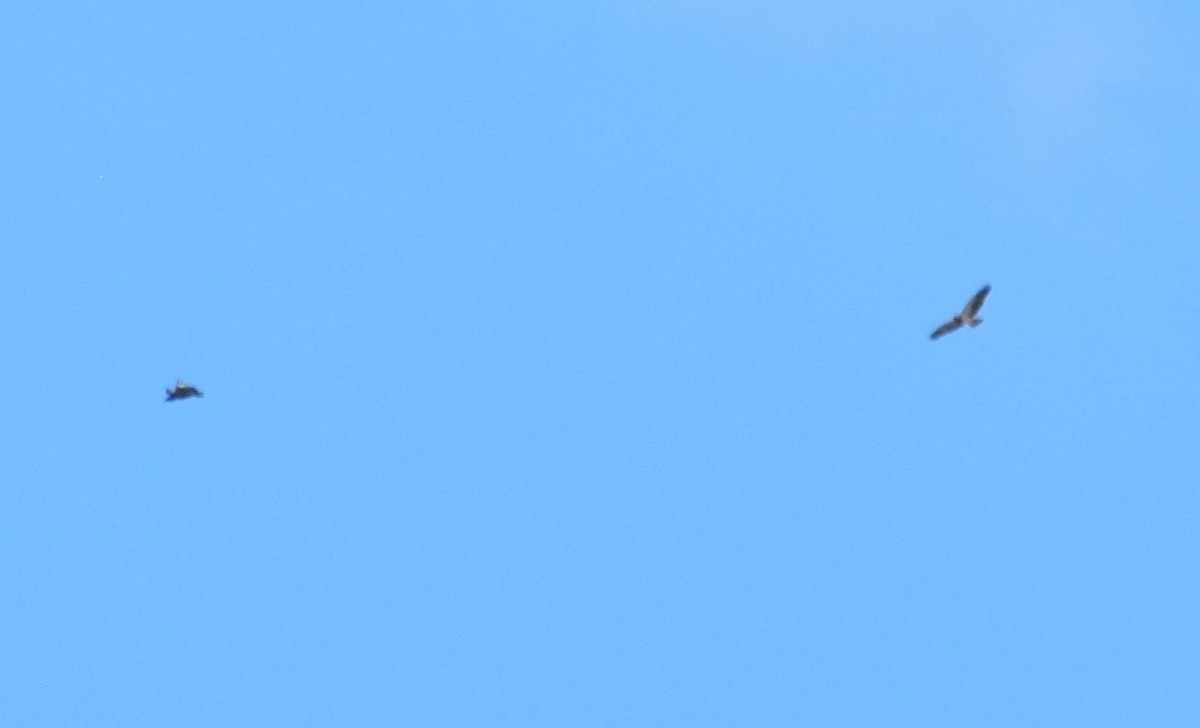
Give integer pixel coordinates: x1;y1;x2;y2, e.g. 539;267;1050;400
626;0;1169;177
1002;6;1162;170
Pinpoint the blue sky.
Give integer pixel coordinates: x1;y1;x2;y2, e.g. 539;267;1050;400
3;1;1200;725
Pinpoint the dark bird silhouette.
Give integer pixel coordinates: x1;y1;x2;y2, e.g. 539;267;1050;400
931;285;991;340
165;379;203;401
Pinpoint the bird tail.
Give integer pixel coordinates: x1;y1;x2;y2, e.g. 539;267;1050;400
968;318;983;327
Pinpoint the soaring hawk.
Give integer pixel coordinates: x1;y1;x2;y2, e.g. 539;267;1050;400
930;285;991;340
165;379;203;401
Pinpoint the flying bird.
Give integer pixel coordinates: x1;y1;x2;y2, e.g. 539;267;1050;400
165;379;203;401
930;285;991;340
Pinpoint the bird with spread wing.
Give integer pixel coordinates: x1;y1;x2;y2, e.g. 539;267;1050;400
165;379;204;401
930;285;991;340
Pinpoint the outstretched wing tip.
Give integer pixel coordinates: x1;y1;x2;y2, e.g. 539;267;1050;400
963;285;991;317
930;317;963;340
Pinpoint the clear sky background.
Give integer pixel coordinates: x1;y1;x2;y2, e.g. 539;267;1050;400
3;1;1199;725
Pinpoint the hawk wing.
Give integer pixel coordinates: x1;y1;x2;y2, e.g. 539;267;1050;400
930;317;963;340
963;285;991;318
